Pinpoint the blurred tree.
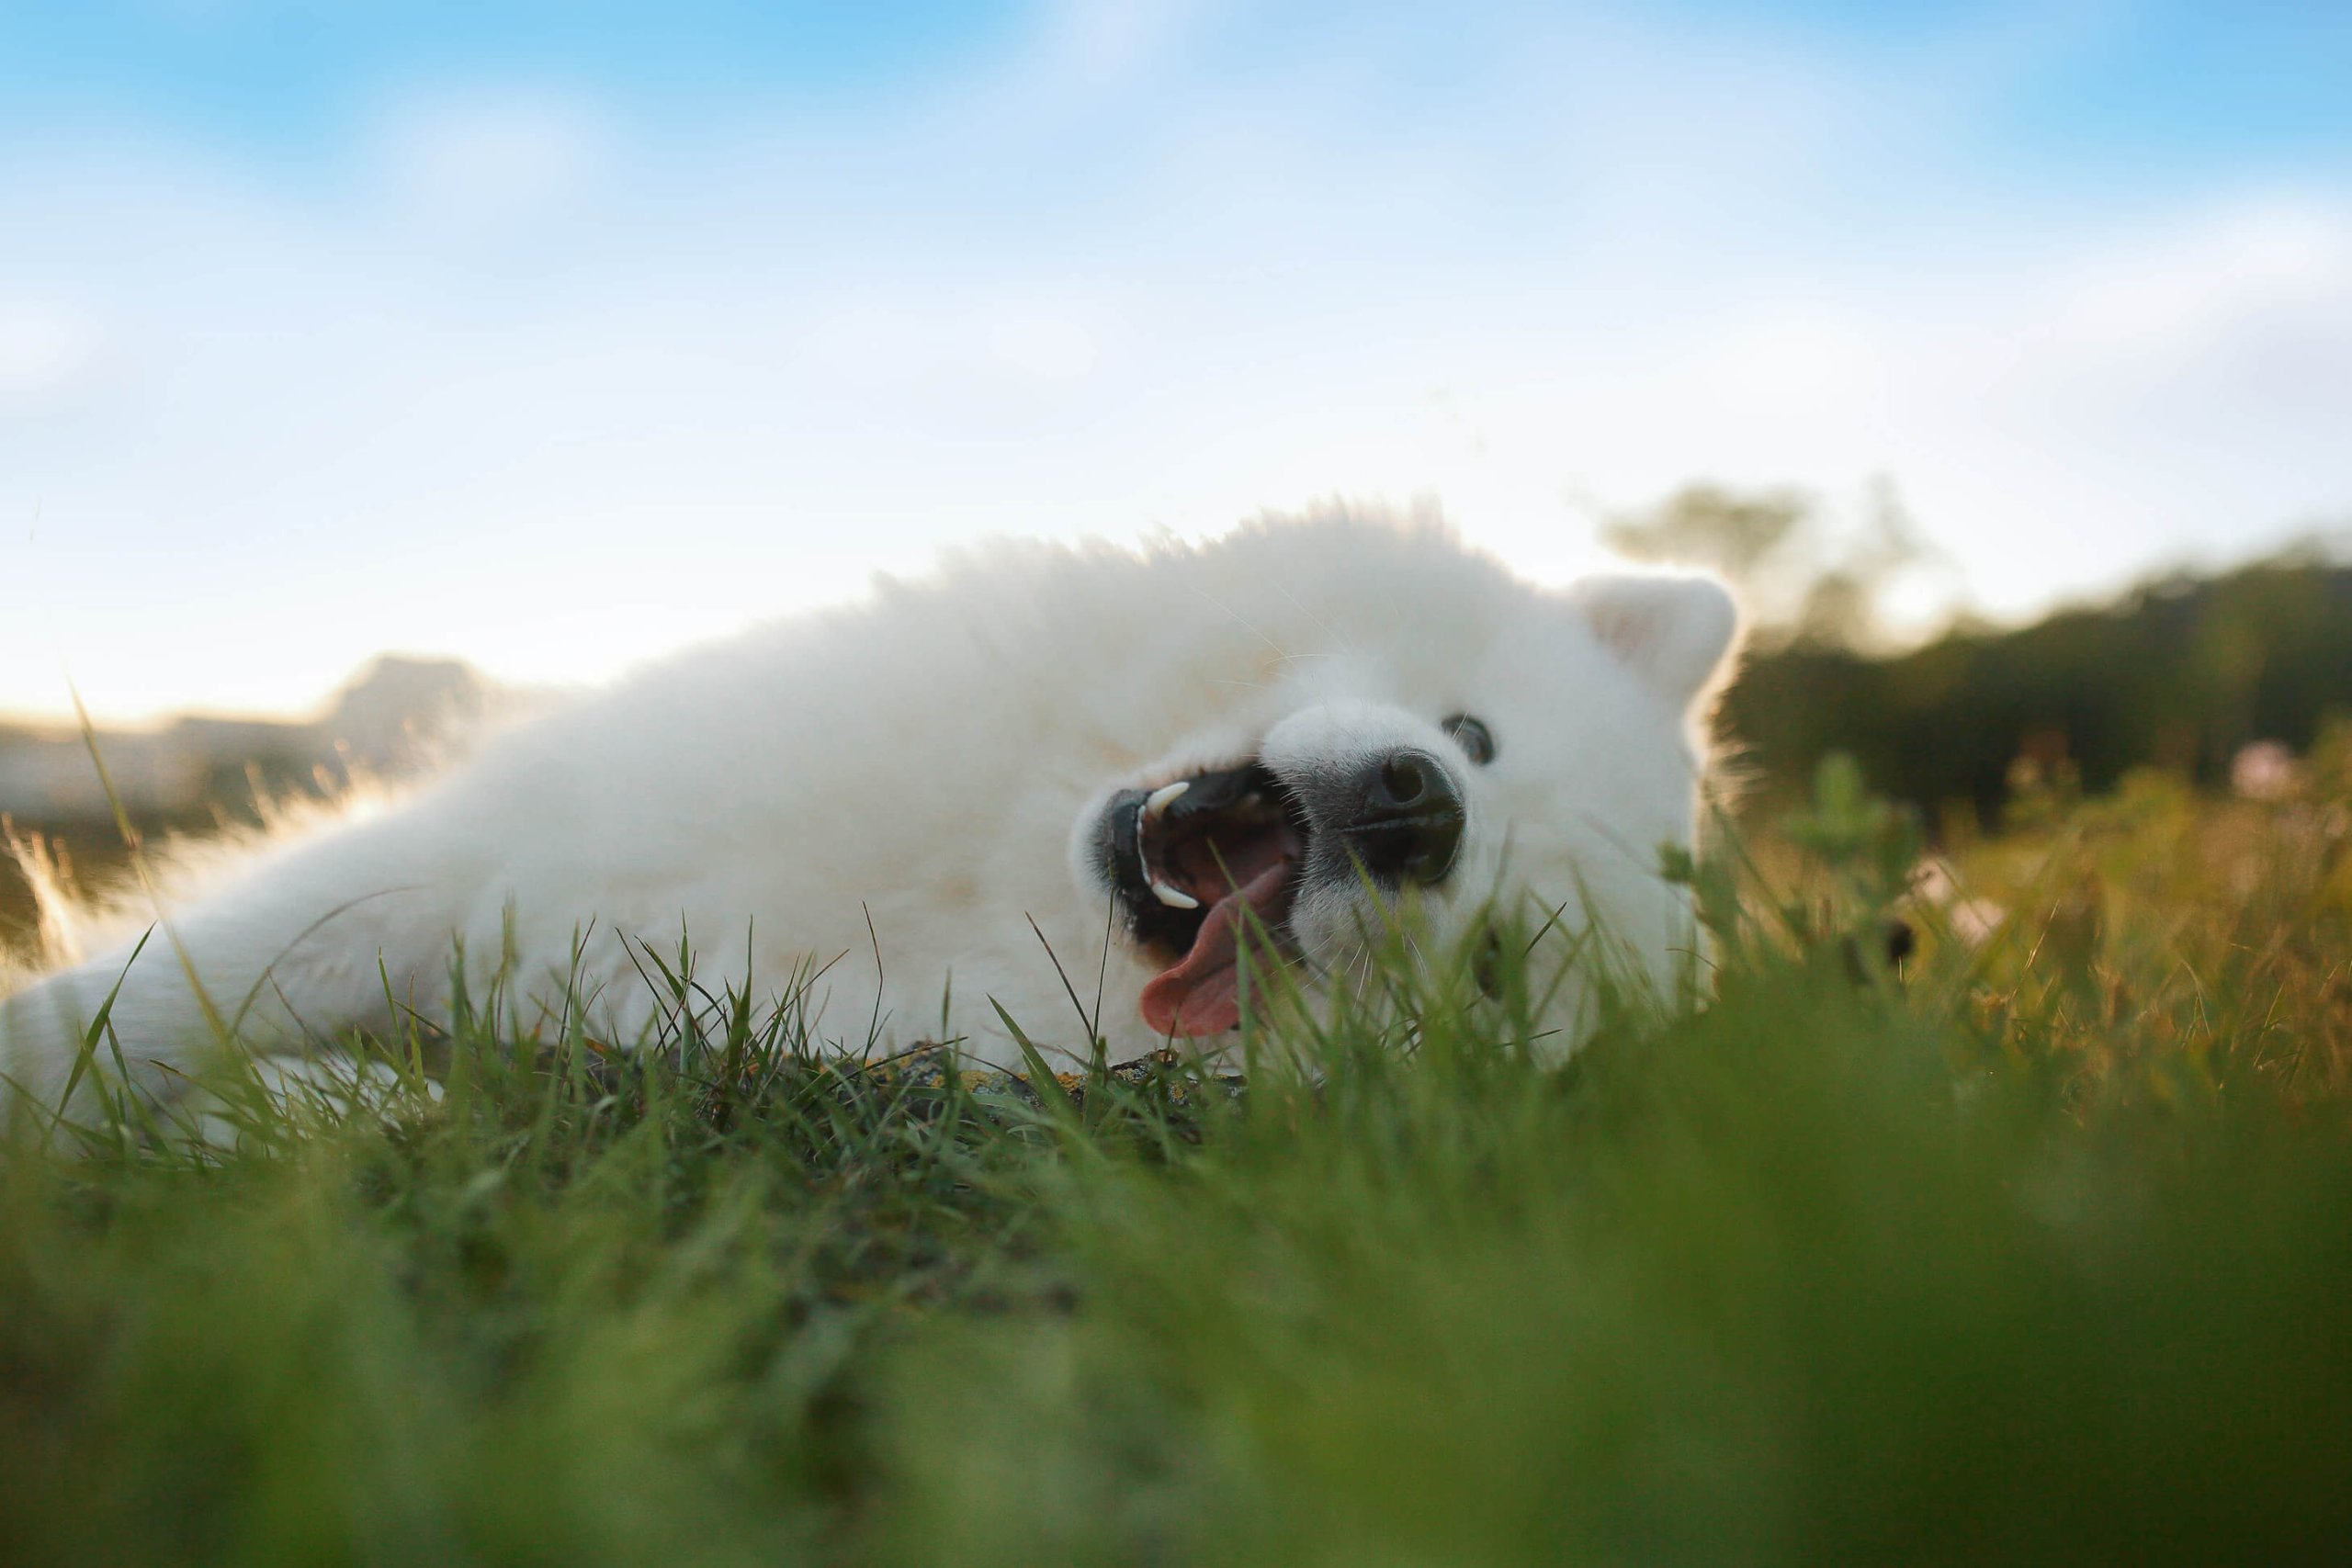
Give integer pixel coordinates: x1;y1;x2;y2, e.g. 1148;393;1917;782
1601;483;1807;580
1603;477;1942;650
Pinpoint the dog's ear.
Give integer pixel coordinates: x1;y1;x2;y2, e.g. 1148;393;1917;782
1566;573;1741;710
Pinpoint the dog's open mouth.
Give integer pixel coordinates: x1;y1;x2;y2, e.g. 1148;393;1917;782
1103;761;1309;1036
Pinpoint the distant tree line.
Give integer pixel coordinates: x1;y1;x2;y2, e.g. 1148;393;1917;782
1721;549;2352;828
1601;481;2352;827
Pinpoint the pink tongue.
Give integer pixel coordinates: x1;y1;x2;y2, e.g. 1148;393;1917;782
1138;862;1293;1037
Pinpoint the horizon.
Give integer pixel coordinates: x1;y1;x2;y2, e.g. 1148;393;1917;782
5;1;2348;724
4;517;2346;732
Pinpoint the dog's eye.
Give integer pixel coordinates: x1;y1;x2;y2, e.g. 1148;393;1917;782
1441;713;1496;766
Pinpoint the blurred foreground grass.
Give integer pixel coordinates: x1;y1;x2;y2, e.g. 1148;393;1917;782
5;750;2352;1565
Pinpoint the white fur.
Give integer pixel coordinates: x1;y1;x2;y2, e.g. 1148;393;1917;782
1;508;1738;1118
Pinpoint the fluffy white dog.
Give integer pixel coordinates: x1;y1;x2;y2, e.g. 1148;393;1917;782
1;509;1737;1117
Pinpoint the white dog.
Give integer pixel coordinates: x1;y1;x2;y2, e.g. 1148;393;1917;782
1;509;1736;1118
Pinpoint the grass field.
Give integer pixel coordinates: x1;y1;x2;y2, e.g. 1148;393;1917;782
5;751;2352;1565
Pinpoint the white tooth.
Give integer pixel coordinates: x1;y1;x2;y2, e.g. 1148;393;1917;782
1144;780;1191;819
1151;880;1201;910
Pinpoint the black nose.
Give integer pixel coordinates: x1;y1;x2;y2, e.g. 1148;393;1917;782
1341;749;1464;886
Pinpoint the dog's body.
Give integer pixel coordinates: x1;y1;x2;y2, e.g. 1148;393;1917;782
2;511;1736;1116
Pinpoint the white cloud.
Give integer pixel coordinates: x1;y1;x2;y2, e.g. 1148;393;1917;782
2050;197;2352;355
799;296;1115;393
366;86;612;236
1039;0;1213;87
0;301;103;414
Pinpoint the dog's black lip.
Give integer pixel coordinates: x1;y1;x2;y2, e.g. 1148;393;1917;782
1102;760;1309;961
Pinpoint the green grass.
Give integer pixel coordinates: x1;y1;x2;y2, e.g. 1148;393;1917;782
6;757;2352;1565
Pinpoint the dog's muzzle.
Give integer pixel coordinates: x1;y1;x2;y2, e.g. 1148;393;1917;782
1088;742;1469;1037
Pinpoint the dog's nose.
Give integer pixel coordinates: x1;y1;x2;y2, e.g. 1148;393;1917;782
1341;749;1464;886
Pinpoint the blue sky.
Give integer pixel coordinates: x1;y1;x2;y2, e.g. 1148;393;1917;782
3;1;2348;719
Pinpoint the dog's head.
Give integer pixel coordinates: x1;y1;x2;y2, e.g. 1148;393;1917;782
1069;542;1740;1045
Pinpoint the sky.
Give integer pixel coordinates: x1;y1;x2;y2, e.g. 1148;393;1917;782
2;0;2348;721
